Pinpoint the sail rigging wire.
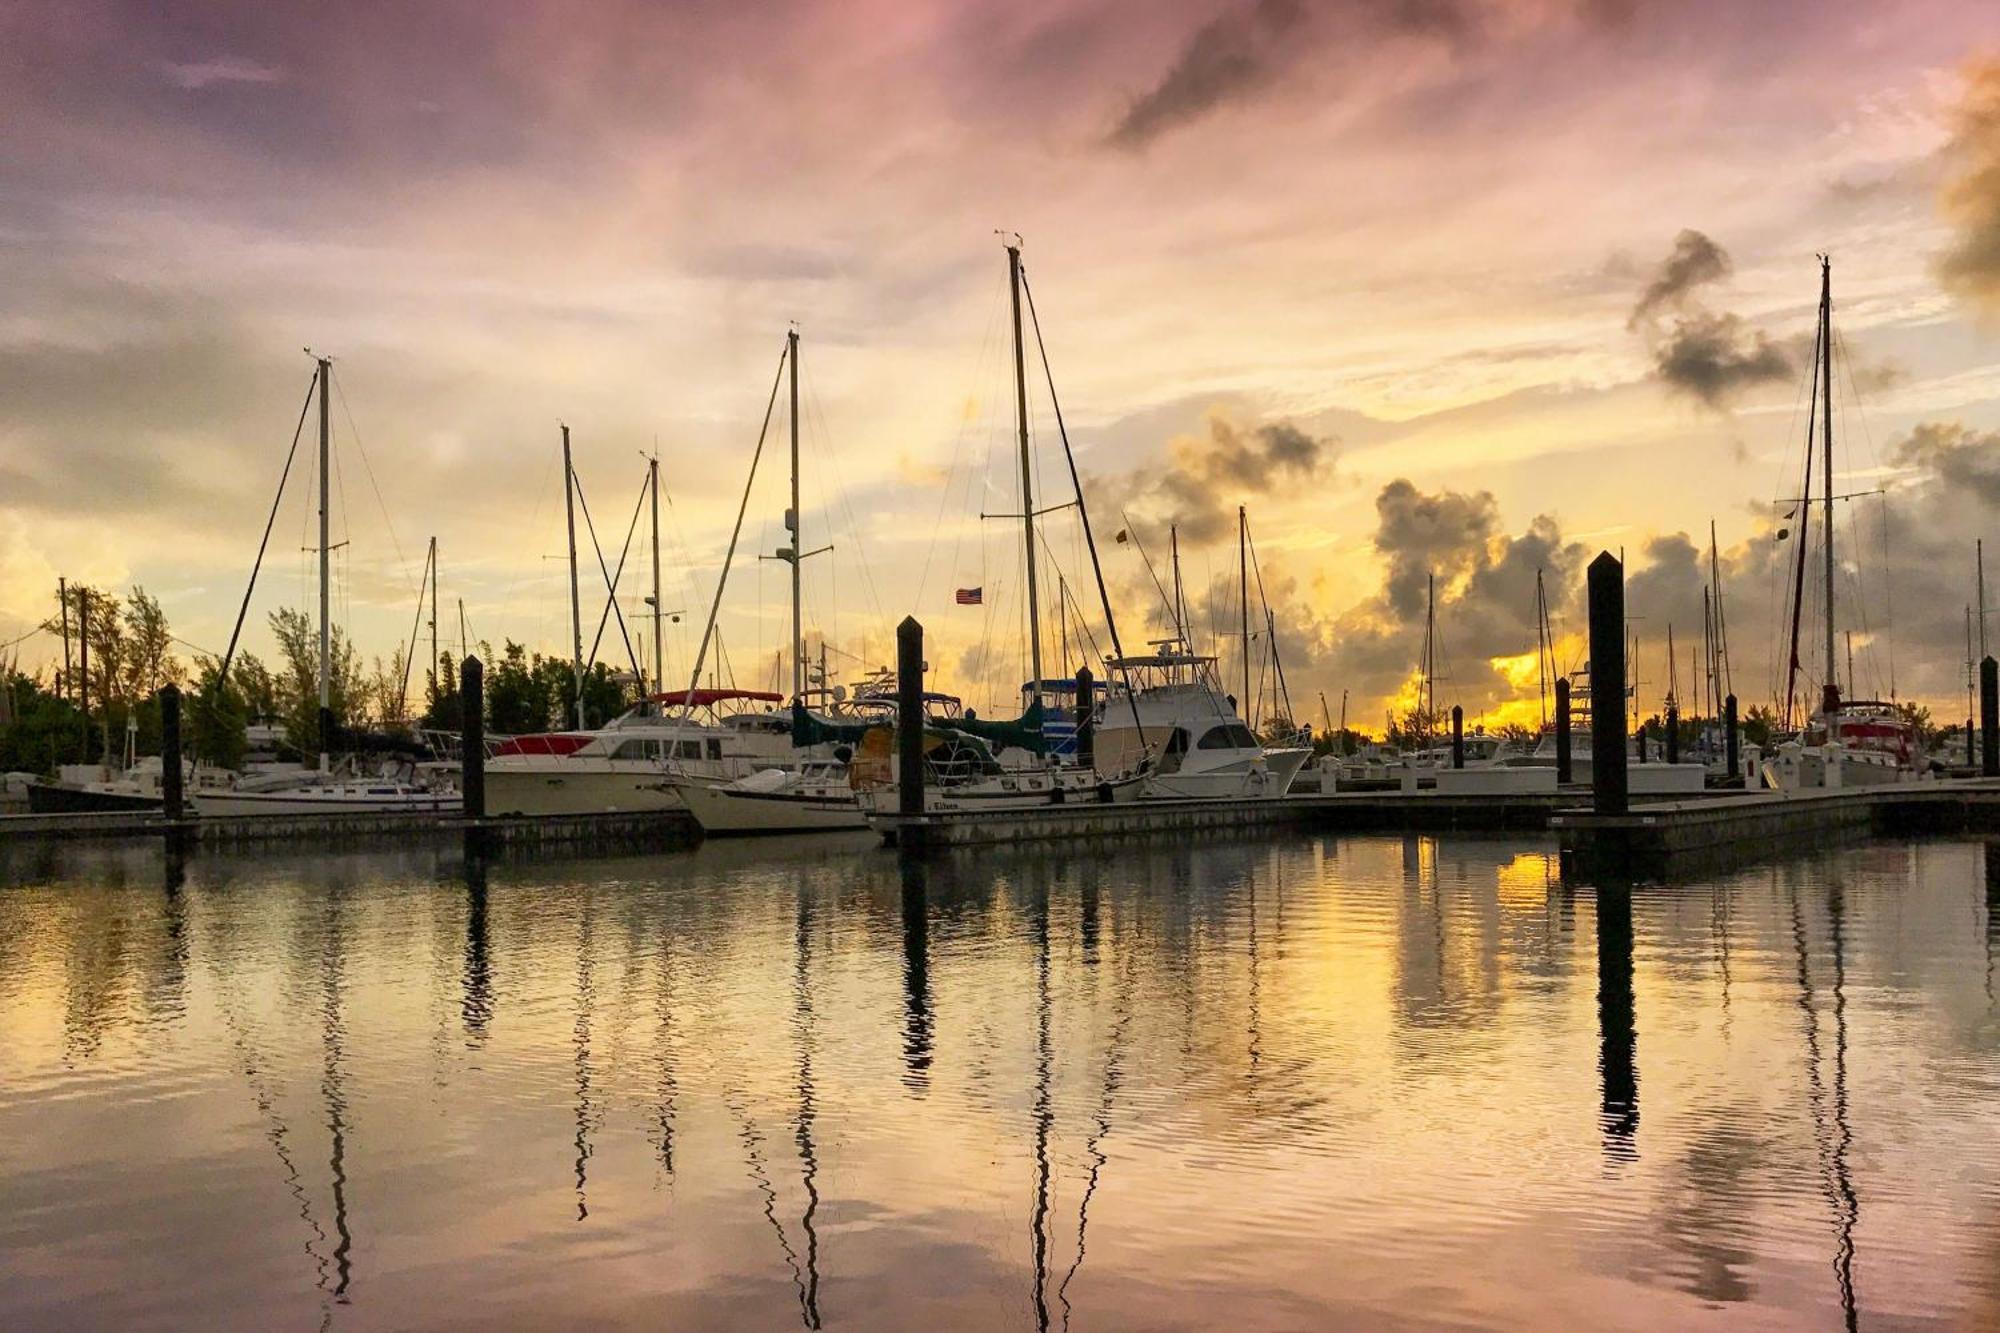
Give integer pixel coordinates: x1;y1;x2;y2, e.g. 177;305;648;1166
684;343;789;701
216;372;319;690
329;368;416;597
571;467;646;683
583;470;650;673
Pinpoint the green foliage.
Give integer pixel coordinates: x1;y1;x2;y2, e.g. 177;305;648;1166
481;640;630;734
0;672;87;775
187;659;248;770
268;607;365;755
1386;707;1447;749
1742;705;1778;748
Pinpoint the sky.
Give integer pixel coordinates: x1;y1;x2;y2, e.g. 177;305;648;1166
3;1;2000;732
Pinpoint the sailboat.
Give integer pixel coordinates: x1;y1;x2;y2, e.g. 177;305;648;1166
194;356;456;816
484;429;796;817
1763;258;1923;791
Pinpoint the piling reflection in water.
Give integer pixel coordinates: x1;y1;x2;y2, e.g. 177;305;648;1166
1596;885;1639;1161
2;834;1998;1330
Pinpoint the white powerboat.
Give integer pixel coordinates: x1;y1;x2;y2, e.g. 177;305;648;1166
1091;647;1310;801
483;688;791;816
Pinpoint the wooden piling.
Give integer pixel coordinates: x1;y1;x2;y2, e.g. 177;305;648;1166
1555;678;1572;785
461;656;485;820
1074;666;1094;767
158;684;184;822
898;617;925;821
1588;552;1628;815
1450;705;1464;769
1724;694;1739;784
1983;656;1998;778
1664;704;1679;765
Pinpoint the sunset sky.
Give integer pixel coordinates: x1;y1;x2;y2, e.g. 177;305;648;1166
4;1;1999;730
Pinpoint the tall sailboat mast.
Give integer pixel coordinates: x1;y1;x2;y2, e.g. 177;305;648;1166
649;456;663;696
563;424;585;728
1238;506;1251;713
789;328;804;701
316;355;332;773
1008;244;1045;694
1819;256;1838;714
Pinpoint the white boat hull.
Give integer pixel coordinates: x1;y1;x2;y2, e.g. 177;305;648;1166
1141;747;1310;801
192;789;456;817
676;780;867;835
483;766;690;816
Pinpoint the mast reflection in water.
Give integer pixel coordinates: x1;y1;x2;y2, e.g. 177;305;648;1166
0;834;1995;1331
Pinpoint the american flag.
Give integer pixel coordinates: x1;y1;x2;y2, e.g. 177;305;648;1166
955;587;983;605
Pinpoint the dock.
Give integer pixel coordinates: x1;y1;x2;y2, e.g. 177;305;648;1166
0;808;700;855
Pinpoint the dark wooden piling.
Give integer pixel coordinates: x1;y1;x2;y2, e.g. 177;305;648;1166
1983;657;1998;779
461;655;485;820
1555;678;1572;785
1635;722;1648;765
158;684;184;822
1074;666;1094;767
1664;704;1679;765
1724;694;1739;784
898;616;925;821
1596;885;1638;1159
1450;706;1464;769
1588;552;1628;815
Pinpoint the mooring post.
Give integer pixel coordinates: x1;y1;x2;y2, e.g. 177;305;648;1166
1982;656;1998;779
461;655;485;820
897;617;925;822
1073;666;1094;768
1588;552;1628;815
1724;694;1739;783
1450;706;1464;769
1635;722;1648;765
1555;678;1572;785
1969;718;1978;769
1664;704;1679;765
159;684;184;823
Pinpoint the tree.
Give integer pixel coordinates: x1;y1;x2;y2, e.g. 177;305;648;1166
1742;705;1778;748
187;659;248;770
0;671;86;774
269;607;365;755
233;652;280;722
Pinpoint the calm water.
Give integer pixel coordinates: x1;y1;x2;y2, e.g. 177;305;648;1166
2;833;1998;1330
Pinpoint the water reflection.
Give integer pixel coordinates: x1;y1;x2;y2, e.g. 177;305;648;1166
1596;886;1639;1161
1;835;1996;1330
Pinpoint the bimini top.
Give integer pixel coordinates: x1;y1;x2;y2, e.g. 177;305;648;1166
646;688;784;708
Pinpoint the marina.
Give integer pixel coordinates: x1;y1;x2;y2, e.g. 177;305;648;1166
8;6;2000;1328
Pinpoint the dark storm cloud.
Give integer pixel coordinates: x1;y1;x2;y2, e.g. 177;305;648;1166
1628;230;1794;408
1891;420;2000;505
1651;312;1793;408
1627;228;1730;328
1302;479;1587;715
1094;414;1336;546
1106;0;1308;150
1937;57;2000;309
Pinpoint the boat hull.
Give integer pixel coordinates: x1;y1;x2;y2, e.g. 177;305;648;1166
483;767;687;816
26;782;162;814
675;781;867;835
191;790;456;817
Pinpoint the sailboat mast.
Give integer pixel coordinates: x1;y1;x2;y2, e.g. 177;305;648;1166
1007;245;1045;695
563;424;585;727
316;355;332;773
1979;539;1988;660
1238;506;1250;715
1425;572;1436;727
1820;256;1837;713
788;328;803;702
650;456;663;697
429;536;439;708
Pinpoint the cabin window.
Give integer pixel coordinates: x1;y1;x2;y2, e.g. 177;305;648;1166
1157;727;1190;774
1197;724;1259;750
675;740;704;761
706;738;723;760
611;739;651;760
